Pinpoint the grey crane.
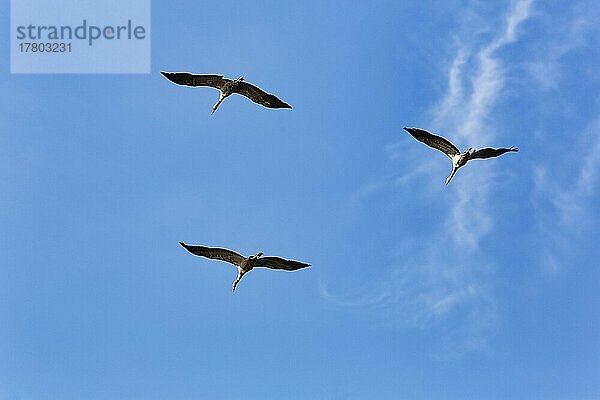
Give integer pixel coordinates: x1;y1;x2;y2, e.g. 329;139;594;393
403;127;518;185
161;72;292;114
179;242;310;292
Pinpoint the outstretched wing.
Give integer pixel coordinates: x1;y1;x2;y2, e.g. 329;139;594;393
255;256;310;271
233;82;292;109
470;147;518;160
161;72;230;90
179;242;245;266
403;127;460;159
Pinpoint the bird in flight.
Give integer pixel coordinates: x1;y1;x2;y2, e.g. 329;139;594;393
403;127;518;185
161;72;292;114
179;242;310;292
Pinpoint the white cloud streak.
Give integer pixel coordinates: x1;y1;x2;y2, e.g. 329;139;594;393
524;1;600;90
322;0;534;356
428;0;533;255
524;2;600;275
533;116;600;275
433;0;533;254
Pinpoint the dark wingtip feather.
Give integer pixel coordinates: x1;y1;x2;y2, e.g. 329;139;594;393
403;127;418;135
160;71;179;84
403;127;420;138
271;99;291;109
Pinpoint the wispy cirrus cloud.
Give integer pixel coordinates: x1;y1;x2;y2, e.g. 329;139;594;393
520;1;600;276
434;0;533;143
430;0;533;255
532;115;600;275
524;0;600;90
321;0;534;356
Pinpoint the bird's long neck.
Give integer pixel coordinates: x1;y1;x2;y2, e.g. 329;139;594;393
446;167;458;186
212;94;225;114
232;268;246;292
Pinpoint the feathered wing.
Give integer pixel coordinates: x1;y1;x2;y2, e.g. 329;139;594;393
470;147;518;160
233;82;292;109
403;127;460;159
255;256;310;271
179;242;245;267
161;72;230;90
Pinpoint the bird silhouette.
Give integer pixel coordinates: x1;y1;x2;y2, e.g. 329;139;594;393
403;127;518;185
179;242;310;292
161;72;292;114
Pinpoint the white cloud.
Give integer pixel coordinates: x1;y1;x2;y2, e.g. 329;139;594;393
321;0;534;357
524;1;600;90
319;279;392;308
533;115;600;274
524;4;600;275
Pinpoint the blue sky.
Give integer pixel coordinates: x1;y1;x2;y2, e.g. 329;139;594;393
2;0;600;399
